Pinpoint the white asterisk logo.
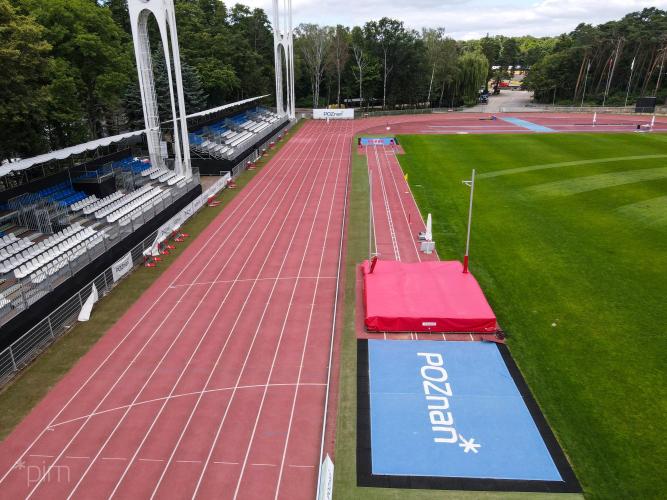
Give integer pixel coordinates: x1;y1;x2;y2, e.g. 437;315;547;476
458;435;481;454
14;461;26;471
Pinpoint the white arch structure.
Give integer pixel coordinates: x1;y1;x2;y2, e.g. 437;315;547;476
127;0;191;179
273;0;296;119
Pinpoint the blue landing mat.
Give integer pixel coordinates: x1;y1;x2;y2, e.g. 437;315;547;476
368;340;561;481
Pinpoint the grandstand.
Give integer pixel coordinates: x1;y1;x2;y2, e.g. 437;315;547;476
189;106;285;166
0;148;201;346
0;96;289;354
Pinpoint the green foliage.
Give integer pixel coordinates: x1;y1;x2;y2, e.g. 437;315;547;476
524;8;667;104
0;0;51;160
457;51;488;105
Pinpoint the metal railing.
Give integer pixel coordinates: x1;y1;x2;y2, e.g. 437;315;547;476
0;122;294;387
0;172;201;328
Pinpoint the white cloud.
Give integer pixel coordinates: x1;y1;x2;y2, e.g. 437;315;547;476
240;0;667;39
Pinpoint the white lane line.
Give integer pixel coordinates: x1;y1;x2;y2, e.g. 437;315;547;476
276;121;352;499
139;459;164;463
191;126;339;500
234;127;344;499
170;276;337;288
0;125;298;487
106;124;326;500
28;131;312;499
373;145;400;261
52;383;326;429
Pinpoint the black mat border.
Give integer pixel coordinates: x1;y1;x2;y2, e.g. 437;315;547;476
356;339;581;493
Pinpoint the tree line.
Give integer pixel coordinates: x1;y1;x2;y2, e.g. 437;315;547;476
1;1;665;163
524;8;667;106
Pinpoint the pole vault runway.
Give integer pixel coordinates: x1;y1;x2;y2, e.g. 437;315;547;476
360;143;490;342
0;120;352;499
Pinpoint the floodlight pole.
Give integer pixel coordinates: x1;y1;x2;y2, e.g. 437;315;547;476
369;169;373;261
463;169;475;274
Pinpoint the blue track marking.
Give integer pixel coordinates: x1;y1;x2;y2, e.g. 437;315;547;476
500;116;555;132
368;340;562;481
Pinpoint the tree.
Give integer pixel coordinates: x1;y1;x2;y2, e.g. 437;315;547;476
457;52;488;105
296;24;332;108
329;25;350;106
15;0;132;139
0;0;52;160
423;27;446;104
350;26;369;106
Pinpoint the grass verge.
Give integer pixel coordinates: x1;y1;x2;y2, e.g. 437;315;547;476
332;138;581;499
0;120;304;441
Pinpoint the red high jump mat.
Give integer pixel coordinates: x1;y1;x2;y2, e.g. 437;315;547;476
362;260;498;333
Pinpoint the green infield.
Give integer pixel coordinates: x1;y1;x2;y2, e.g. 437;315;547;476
392;133;666;500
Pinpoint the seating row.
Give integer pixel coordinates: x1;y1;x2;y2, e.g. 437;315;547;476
94;185;154;220
81;192;124;215
26;232;105;284
105;186;163;224
0;225;88;274
11;226;97;279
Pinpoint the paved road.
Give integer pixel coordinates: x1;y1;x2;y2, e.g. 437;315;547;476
462;90;536;113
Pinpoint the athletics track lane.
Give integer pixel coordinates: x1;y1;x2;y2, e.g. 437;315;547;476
0;119;352;500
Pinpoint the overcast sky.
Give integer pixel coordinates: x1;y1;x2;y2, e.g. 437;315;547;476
241;0;667;39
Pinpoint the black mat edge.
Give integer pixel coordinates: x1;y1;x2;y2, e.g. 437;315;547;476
356;339;581;493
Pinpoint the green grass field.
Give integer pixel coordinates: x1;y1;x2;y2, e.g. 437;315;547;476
392;133;667;499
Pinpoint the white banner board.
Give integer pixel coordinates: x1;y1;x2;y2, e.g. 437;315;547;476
313;108;354;120
112;252;134;283
317;455;334;500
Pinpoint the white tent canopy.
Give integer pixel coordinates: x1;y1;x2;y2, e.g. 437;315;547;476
0;95;272;179
182;95;269;120
0;129;147;178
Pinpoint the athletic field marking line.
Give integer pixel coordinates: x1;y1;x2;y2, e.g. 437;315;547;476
528;166;667;197
103;123;330;500
478;154;667;179
170;276;337;288
235;126;344;499
51;383;326;429
372;145;401;261
24;137;313;500
149;123;337;500
0;124;303;487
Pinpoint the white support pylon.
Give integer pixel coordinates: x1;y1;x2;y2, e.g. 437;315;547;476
272;0;296;120
127;0;192;179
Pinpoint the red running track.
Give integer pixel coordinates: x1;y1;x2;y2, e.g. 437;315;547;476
358;144;491;342
355;112;667;135
0;119;352;500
